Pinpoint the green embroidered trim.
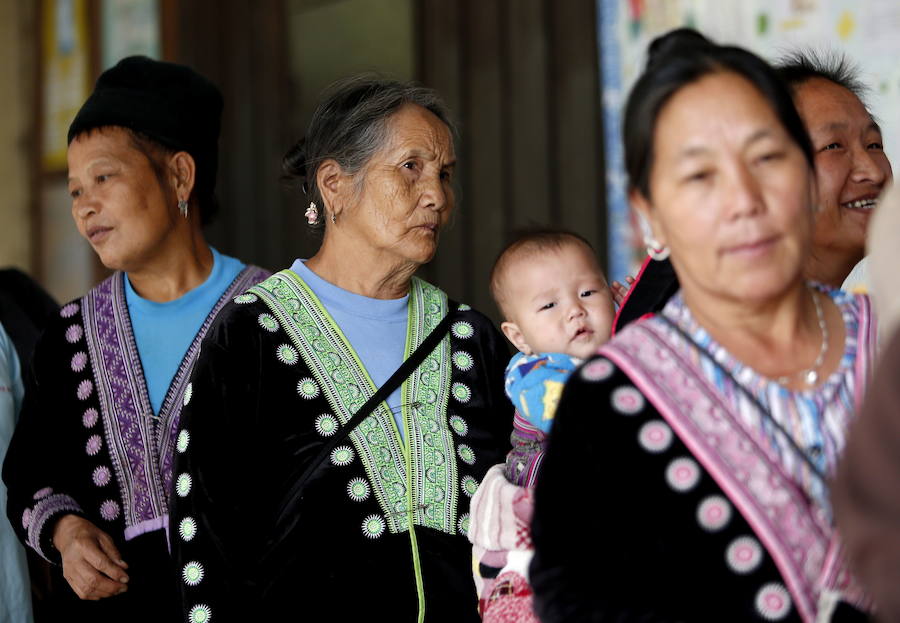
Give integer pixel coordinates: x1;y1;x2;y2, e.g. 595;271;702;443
402;280;457;533
250;271;456;536
252;271;408;531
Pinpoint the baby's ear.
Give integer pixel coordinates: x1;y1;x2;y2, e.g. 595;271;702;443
500;321;533;355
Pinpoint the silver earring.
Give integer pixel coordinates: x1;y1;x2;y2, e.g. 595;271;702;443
331;212;336;224
178;199;189;218
644;236;670;261
305;202;319;225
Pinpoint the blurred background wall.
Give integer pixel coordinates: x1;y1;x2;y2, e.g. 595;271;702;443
2;0;603;320
5;0;898;319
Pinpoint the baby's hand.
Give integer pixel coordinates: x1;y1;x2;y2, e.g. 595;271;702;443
609;275;635;308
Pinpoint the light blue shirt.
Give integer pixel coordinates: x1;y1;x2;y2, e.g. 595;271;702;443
290;260;409;438
126;248;245;415
0;322;34;623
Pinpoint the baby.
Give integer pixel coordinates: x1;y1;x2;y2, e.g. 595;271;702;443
469;230;614;621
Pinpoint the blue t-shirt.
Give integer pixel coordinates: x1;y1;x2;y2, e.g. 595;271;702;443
126;247;245;414
289;259;409;439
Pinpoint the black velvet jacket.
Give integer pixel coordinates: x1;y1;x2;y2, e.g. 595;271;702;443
170;271;512;622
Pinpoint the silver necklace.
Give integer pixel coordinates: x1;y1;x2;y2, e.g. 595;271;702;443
777;286;828;387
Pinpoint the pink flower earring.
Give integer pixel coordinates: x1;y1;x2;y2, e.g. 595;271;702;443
305;202;319;225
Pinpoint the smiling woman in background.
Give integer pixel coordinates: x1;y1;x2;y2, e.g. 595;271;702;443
531;29;876;622
2;56;267;620
613;51;892;333
169;76;511;622
777;52;893;291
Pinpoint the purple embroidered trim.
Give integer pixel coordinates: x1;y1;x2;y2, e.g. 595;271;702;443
602;319;871;619
82;267;269;533
124;515;169;541
26;493;82;561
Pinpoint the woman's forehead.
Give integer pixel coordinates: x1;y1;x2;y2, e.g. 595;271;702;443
793;78;873;132
383;105;454;156
654;73;783;156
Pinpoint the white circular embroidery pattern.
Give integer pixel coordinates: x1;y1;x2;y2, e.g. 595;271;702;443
179;517;198;542
65;324;83;344
755;583;792;621
726;536;764;575
452;382;472;403
457;444;476;465
452;351;474;372
92;466;111;487
362;514;386;539
60;303;79;318
182;561;205;586
611;386;645;415
458;513;470;536
665;457;700;493
581;358;614;382
176;473;193;497
77;379;93;401
258;313;279;332
462;475;479;497
86;434;103;456
451;321;474;339
189;604;212;623
276;344;299;365
183;383;193;407
330;445;355;467
71;351;88;373
177;430;190;453
347;478;370;502
449;415;468;436
315;414;338;437
100;500;120;521
82;408;99;428
697;496;732;532
234;293;257;304
638;420;674;453
297;377;320;400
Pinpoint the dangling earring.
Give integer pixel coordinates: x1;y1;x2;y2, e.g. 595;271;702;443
305;202;318;225
178;199;189;218
331;212;336;224
644;236;670;261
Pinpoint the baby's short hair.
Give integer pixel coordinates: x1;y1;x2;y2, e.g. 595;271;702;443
490;228;597;319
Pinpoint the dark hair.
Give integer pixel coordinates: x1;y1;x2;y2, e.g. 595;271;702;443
283;74;456;230
775;49;867;102
624;28;814;199
490;228;599;318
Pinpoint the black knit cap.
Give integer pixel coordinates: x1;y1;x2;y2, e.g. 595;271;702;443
67;56;223;212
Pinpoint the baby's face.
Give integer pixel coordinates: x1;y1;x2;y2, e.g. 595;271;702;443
500;243;615;359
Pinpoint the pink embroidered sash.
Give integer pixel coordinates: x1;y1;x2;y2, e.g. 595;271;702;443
601;315;871;622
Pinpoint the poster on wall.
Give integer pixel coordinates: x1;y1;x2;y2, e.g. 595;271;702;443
101;0;161;69
599;0;900;283
41;0;91;172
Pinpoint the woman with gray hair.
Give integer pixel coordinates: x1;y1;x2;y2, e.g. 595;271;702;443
169;76;512;622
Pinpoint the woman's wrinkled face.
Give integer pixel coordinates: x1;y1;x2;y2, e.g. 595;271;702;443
341;104;455;267
635;71;815;304
793;78;892;263
67;127;177;272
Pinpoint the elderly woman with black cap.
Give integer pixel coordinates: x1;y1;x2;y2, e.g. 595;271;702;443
2;56;267;619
